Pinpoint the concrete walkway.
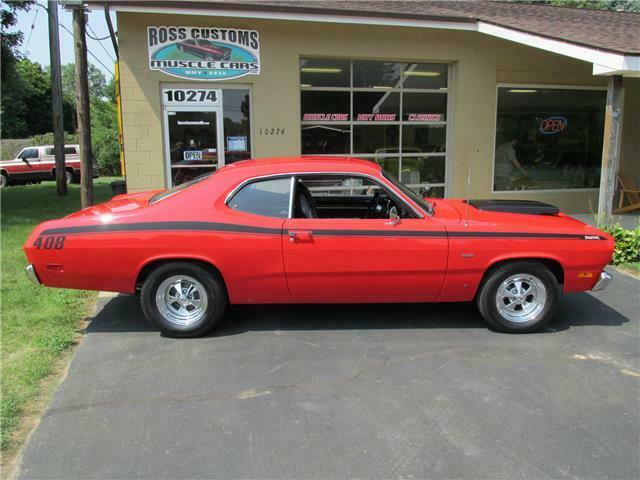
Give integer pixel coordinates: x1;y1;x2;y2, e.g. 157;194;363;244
17;271;640;479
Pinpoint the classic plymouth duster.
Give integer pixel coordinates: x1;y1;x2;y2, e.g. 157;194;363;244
24;157;614;337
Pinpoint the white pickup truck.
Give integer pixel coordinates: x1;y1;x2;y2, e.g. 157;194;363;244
0;145;97;188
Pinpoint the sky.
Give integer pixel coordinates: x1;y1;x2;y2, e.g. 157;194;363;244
15;1;118;78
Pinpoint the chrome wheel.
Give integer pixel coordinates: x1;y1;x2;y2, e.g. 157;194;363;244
0;175;7;189
155;275;208;327
495;274;547;323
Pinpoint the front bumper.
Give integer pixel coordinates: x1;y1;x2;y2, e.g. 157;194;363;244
25;264;41;286
592;270;613;292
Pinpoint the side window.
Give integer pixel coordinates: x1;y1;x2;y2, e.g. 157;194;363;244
228;177;292;218
44;147;76;156
293;174;416;220
18;148;39;159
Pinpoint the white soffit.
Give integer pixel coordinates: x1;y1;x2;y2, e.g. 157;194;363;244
96;3;640;76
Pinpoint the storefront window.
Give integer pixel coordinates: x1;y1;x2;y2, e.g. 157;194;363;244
167;110;219;186
222;89;251;164
301;91;350;121
300;59;449;195
494;87;606;191
301;125;350;155
300;58;350;87
353;125;400;153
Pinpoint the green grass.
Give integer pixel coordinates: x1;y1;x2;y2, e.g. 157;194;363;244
618;261;640;276
1;177;122;451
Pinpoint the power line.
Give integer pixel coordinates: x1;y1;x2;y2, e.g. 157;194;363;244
58;22;114;75
22;6;39;56
86;29;114;41
34;2;114;75
87;22;115;62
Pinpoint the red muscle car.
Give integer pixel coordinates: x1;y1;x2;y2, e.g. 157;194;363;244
24;157;614;337
176;39;232;61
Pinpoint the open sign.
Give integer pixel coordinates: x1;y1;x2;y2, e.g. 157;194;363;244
183;150;203;161
539;116;568;135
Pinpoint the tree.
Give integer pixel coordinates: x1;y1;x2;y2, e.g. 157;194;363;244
61;62;108;107
16;60;53;135
1;0;36;77
91;99;120;175
1;0;36;138
105;75;117;104
508;0;640;12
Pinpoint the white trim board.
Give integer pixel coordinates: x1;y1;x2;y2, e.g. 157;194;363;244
92;3;640;76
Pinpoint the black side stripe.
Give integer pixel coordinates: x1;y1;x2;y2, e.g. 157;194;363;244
41;221;282;236
41;221;604;240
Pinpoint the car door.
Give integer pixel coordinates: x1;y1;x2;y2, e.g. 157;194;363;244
282;175;447;301
13;148;41;181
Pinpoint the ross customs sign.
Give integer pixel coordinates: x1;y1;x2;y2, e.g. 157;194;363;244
148;26;260;81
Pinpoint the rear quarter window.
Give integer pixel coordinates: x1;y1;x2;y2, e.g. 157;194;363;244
228;177;292;218
44;146;78;156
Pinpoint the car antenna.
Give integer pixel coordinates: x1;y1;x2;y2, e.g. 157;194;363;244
464;164;471;227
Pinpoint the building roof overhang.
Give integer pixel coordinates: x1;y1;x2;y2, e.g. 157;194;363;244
81;0;640;77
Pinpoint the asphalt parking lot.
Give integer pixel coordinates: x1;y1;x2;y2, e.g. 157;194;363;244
17;270;639;479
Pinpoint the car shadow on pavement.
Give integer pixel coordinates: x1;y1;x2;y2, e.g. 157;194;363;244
84;291;629;336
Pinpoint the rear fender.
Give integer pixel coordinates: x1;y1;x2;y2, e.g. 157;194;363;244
134;254;228;293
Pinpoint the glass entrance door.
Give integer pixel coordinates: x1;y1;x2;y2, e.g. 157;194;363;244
166;110;221;186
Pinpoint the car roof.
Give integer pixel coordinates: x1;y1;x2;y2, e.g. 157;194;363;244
220;156;382;176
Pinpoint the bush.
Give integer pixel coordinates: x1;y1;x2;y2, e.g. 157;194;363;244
30;132;78;146
598;223;640;265
91;99;121;176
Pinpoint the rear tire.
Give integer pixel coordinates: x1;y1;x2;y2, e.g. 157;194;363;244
65;170;74;185
476;261;559;333
141;262;227;337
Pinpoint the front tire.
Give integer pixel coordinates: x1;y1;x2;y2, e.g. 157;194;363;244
141;262;227;337
65;170;74;185
476;261;559;333
0;173;7;189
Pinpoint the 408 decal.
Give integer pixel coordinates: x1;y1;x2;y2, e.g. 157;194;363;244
33;236;65;250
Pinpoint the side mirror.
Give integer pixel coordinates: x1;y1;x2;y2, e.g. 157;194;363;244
386;207;400;226
19;156;28;162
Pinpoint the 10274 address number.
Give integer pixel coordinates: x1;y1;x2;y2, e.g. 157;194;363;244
258;128;285;136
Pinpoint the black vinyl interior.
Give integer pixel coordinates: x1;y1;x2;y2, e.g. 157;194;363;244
294;182;318;218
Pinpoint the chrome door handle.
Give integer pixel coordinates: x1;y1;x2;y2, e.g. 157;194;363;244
288;230;313;242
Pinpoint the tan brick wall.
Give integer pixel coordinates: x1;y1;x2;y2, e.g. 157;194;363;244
118;12;618;212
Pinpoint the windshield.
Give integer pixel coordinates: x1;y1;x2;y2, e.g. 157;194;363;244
382;170;433;215
149;172;215;204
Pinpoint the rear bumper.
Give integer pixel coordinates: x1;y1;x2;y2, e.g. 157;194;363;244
25;264;41;286
592;270;613;292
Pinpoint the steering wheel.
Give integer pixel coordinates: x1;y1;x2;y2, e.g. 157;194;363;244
366;190;393;219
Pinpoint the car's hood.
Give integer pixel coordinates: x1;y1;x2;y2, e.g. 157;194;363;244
439;199;607;236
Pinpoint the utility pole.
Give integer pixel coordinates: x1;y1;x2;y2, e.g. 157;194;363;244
72;5;93;207
597;75;623;222
48;0;66;196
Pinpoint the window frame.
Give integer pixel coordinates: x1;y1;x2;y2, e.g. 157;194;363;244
17;148;39;160
160;83;255;189
299;58;451;196
226;174;295;219
225;171;426;220
491;83;607;194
